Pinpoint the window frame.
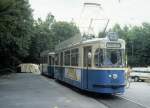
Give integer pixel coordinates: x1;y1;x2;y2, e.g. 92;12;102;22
101;48;125;67
55;53;59;66
94;48;103;67
60;52;63;66
71;48;79;66
83;46;92;67
64;50;71;66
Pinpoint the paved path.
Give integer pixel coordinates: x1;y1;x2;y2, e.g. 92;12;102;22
0;73;106;108
122;82;150;108
0;73;149;108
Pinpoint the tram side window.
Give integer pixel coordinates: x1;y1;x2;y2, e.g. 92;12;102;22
64;50;70;66
51;57;54;65
48;56;54;65
49;56;51;65
83;46;92;67
60;52;63;66
55;53;59;65
42;56;48;64
94;48;103;67
71;49;79;66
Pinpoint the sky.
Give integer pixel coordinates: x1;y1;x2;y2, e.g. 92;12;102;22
29;0;150;35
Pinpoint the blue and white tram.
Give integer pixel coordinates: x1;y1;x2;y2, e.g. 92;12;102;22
40;51;55;77
41;32;126;94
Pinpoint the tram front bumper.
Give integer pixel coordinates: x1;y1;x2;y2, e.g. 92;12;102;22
93;83;125;88
87;83;125;94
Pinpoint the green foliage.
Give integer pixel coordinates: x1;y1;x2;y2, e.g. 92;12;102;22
111;23;150;67
51;21;80;48
98;32;106;38
27;14;80;63
1;0;150;71
0;0;80;69
0;0;33;70
27;13;55;63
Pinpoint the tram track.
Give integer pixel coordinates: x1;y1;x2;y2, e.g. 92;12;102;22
45;76;148;108
61;84;148;108
94;94;148;108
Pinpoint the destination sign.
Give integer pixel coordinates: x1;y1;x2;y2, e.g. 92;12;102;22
106;43;121;48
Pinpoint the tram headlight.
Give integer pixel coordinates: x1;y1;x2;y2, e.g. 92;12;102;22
112;74;118;79
108;74;112;78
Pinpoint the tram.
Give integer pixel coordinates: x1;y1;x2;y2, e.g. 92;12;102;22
40;32;126;94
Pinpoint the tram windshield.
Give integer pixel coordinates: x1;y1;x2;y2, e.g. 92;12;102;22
104;49;123;66
94;49;125;67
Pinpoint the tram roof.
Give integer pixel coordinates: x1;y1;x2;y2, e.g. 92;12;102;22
48;52;55;55
82;37;107;43
82;37;125;44
55;34;125;51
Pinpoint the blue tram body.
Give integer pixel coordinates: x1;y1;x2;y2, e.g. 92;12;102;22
40;32;126;94
52;66;125;93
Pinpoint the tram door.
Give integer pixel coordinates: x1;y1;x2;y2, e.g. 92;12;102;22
83;46;92;88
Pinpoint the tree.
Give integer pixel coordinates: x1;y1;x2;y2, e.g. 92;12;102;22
98;32;106;38
27;13;55;63
0;0;34;70
51;21;80;49
111;23;150;67
27;18;80;63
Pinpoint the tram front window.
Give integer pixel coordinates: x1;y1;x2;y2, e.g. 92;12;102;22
94;48;103;67
94;48;124;67
104;49;122;66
